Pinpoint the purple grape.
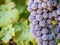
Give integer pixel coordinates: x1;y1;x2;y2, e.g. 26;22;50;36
31;3;38;10
58;22;60;27
27;7;32;12
42;2;47;8
36;31;42;36
35;24;41;30
57;9;60;15
47;1;53;7
43;13;49;19
49;41;55;45
43;9;48;13
52;10;58;17
38;42;43;45
38;4;42;9
30;23;35;28
42;28;48;34
30;28;36;37
57;4;60;9
47;19;52;24
32;19;38;25
43;41;48;45
53;0;57;6
29;15;35;22
36;14;43;21
37;9;43;14
39;20;46;27
36;37;43;43
58;16;60;21
31;11;37;16
55;17;58;21
42;34;48;40
54;27;59;35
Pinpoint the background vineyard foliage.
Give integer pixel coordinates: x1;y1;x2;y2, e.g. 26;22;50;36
0;0;60;45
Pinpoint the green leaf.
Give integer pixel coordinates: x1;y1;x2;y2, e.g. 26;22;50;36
2;33;12;43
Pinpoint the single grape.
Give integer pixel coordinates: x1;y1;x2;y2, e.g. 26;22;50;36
42;34;48;40
32;19;38;25
39;20;46;27
43;41;48;45
42;2;47;8
49;41;55;45
38;42;43;45
52;10;58;17
27;7;32;12
57;9;60;15
58;16;60;21
34;0;38;3
43;8;48;13
31;3;38;10
38;4;42;9
54;27;59;35
29;15;35;22
43;13;49;19
37;9;42;14
36;14;43;21
42;28;48;34
36;37;43;43
36;31;42;36
35;24;41;30
31;11;37;16
47;19;52;24
48;34;53;41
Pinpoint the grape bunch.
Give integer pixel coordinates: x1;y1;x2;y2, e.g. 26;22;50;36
27;0;60;45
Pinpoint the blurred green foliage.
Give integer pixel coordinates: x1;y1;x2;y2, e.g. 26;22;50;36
0;0;37;45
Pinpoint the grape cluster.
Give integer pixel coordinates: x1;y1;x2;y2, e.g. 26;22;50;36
27;0;60;45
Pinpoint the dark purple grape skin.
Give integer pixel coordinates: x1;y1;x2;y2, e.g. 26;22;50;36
43;41;48;45
42;34;48;40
